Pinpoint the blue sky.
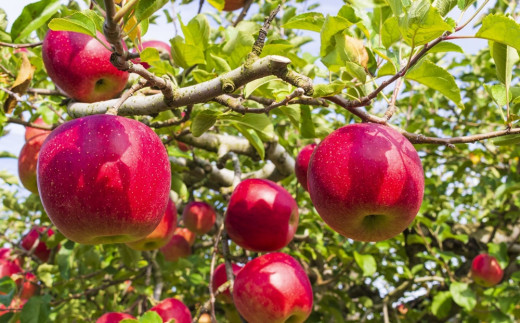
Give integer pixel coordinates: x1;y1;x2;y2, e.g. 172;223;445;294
0;0;490;194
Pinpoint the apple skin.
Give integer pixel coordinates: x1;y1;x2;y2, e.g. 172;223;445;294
294;143;316;191
25;118;51;142
160;234;192;262
21;226;56;262
18;133;49;194
37;114;171;245
0;248;23;268
198;313;212;323
174;227;196;246
212;263;243;303
133;40;171;69
96;312;135;323
223;0;245;11
225;179;299;252
182;201;216;235
19;273;39;300
42;30;129;103
126;198;177;251
307;123;424;242
150;298;192;323
471;254;504;287
0;260;22;279
233;252;313;323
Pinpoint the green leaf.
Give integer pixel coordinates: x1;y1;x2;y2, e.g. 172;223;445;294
431;291;452;318
344;62;367;83
300;105;316;138
20;295;51;323
406;59;463;108
191;110;220;137
137;311;163;323
485;84;510;107
37;264;55;287
0;277;15;306
283;12;325;32
449;282;476;311
399;0;453;46
207;0;225;11
135;0;169;22
180;14;210;51
475;14;520;53
493;134;520;146
488;242;509;268
234;123;265;160
433;0;458;16
117;245;141;268
171;172;189;202
428;42;464;54
312;80;346;97
140;47;161;65
353;251;376;276
11;0;60;42
492;42;519;86
244;76;279;98
170;36;206;69
0;170;18;185
222;114;274;140
48;11;98;37
382;17;401;48
320;16;352;57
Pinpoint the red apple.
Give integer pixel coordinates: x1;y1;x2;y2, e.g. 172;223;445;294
21;226;56;262
182;201;216;235
307;123;424;242
150;298;192;323
25;118;51;142
225;179;299;252
19;273;39;300
37;114;171;245
233;252;313;323
18;133;48;194
0;260;22;279
294;143;316;191
0;248;23;268
0;297;26;321
223;0;245;11
126;198;177;251
177;141;191;152
174;228;196;246
212;263;243;303
160;234;191;262
471;254;504;287
133;40;171;69
42;30;129;102
96;312;135;323
198;313;212;323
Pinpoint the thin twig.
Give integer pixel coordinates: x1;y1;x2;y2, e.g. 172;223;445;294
249;5;281;59
108;78;149;115
384;77;403;121
0;41;43;49
232;0;254;27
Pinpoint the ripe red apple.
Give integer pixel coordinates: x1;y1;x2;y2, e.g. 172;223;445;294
37;114;171;244
18;133;49;194
126;198;177;251
96;312;135;323
150;298;192;323
160;234;191;262
294;143;316;191
307;123;424;242
133;40;171;69
223;0;245;11
42;30;129;102
182;201;216;235
174;228;196;246
21;226;57;263
0;260;22;279
225;179;299;252
233;252;313;323
25;118;51;142
212;263;243;303
471;254;504;287
19;273;39;300
0;248;23;268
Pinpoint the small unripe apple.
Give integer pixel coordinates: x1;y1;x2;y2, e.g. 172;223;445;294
42;30;129;102
24;118;51;142
133;40;171;69
18;133;48;194
294;143;316;191
223;0;246;11
21;226;57;262
308;123;424;242
182;201;216;235
126;198;177;251
212;263;243;303
37;114;171;244
174;227;196;246
233;252;313;323
150;298;192;323
471;254;504;287
225;179;299;252
96;312;135;323
160;234;192;262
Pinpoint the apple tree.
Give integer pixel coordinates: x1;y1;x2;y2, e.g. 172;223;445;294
0;0;520;322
